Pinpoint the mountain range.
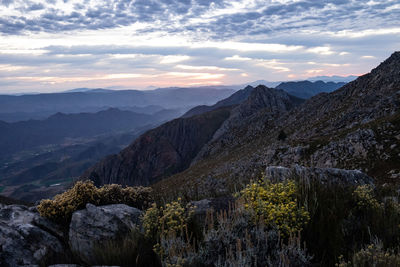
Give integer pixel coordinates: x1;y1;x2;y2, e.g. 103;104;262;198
79;52;399;202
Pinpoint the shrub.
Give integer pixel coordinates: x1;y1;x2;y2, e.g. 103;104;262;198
238;180;309;236
198;201;311;267
142;198;196;267
337;240;400;267
37;180;153;225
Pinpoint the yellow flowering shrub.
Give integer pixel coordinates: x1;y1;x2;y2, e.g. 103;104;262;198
37;180;153;225
239;180;309;235
352;185;382;211
142;198;193;240
142;198;195;267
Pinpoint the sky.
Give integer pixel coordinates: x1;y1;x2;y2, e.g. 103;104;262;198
0;0;399;93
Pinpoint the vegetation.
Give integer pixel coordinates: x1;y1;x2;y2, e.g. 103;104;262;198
238;179;309;235
35;176;400;267
37;180;153;225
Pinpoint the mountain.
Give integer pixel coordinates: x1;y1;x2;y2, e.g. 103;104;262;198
152;51;400;199
0;87;235;121
81;107;232;186
81;85;304;186
0;108;163;159
308;75;358;83
276;80;346;99
182;85;254;118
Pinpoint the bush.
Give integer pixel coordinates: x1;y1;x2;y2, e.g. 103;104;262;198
198;201;311;267
142;198;196;267
337;240;400;267
238;180;309;236
37;180;153;225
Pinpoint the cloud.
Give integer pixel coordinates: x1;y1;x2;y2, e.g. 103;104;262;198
0;0;399;92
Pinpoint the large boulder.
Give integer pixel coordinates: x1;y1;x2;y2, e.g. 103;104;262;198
0;204;64;267
265;165;374;186
69;203;142;262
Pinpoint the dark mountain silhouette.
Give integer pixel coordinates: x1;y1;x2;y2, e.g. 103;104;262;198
276;80;346;99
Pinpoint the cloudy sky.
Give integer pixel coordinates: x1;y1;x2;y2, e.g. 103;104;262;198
0;0;399;93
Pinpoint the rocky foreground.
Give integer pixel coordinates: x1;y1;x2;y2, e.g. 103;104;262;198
0;166;372;266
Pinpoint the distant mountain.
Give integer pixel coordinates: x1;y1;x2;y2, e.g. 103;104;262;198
0;108;182;160
308;75;358;83
182;85;254;118
0;87;235;120
246;80;282;88
276;80;346;99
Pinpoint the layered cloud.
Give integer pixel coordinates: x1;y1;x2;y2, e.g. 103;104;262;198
0;0;399;92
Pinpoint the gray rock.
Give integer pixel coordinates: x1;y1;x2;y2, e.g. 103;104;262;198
0;204;64;267
265;165;374;186
69;203;142;262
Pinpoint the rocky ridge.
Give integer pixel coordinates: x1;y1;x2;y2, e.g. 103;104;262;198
153;52;400;199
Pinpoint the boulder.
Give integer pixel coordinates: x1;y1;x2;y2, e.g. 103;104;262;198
69;203;142;262
0;204;64;267
265;165;374;186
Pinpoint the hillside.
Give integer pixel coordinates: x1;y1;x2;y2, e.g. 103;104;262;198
81;107;232;186
153;51;400;199
82;85;304;186
0;108;180;159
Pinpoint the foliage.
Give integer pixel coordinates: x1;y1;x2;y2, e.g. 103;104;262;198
238;180;309;236
142;198;196;267
352;185;381;211
198;201;311;267
337;240;400;267
37;180;153;225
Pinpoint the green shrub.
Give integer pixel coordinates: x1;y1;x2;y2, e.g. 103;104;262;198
37;180;153;225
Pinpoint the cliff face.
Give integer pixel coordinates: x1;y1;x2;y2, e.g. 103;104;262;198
81;107;232;186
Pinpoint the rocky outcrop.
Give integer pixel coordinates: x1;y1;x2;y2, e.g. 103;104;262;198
69;203;142;261
193;85;304;162
81;107;231;186
0;205;65;267
265;165;374;186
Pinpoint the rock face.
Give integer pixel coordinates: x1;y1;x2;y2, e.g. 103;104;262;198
194;85;304;161
81;107;231;186
69;203;142;261
0;205;64;267
265;165;374;186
